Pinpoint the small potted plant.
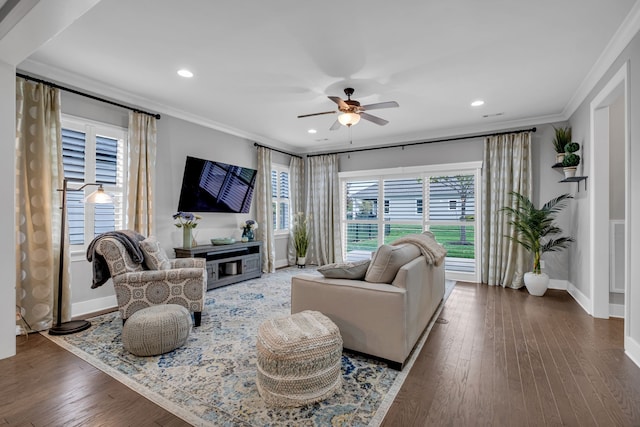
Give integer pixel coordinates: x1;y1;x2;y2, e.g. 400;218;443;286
502;192;573;296
293;212;310;267
240;220;258;242
562;142;580;178
552;126;571;164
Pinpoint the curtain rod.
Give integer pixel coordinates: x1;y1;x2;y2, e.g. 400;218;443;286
306;127;537;158
16;72;161;120
253;142;303;159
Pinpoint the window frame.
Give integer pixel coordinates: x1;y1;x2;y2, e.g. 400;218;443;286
339;161;482;282
61;114;128;258
271;163;290;236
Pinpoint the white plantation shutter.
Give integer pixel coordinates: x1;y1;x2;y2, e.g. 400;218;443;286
61;116;127;247
271;165;290;233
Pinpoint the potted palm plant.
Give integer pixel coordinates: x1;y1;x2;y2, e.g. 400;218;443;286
552;126;571;164
502;192;574;296
293;212;310;267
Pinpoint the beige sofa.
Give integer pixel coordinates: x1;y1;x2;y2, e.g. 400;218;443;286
291;243;445;370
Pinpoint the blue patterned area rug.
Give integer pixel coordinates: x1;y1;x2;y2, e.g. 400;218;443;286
45;268;455;426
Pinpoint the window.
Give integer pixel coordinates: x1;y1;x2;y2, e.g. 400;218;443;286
340;162;481;281
271;164;290;233
62;116;127;248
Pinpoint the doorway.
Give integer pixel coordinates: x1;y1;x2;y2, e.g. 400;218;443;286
589;63;629;335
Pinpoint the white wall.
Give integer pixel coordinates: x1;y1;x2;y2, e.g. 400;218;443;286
0;60;16;359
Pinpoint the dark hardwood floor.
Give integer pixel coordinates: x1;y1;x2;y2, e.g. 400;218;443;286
2;282;639;426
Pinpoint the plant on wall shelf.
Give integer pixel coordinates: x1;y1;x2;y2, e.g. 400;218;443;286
552;126;572;163
562;142;581;178
502;191;573;296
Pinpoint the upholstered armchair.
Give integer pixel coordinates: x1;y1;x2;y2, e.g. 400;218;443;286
94;236;206;326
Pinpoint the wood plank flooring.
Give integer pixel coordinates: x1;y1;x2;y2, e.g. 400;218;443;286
1;282;639;426
382;282;640;427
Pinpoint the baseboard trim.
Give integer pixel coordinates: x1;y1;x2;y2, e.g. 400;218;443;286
548;279;567;290
566;281;592;315
609;303;625;318
72;295;117;318
625;335;640;368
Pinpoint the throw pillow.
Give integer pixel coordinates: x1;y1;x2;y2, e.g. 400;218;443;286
364;243;421;283
139;236;171;270
317;259;371;280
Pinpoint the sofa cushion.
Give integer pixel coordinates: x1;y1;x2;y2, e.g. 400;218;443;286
139;236;171;270
317;260;371;280
364;243;421;283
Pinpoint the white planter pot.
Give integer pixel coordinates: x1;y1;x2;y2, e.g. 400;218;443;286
524;272;550;296
563;166;577;179
296;256;306;268
555;153;566;164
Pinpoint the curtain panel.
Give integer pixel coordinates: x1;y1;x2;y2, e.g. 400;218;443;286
481;131;532;288
256;146;275;273
306;154;342;265
127;112;157;237
287;155;305;265
15;78;66;332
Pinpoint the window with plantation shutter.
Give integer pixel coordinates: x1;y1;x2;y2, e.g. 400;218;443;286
271;164;290;234
62;115;127;250
340;163;481;281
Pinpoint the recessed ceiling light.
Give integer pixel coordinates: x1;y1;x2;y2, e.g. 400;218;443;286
471;100;485;107
177;69;194;78
307;129;317;134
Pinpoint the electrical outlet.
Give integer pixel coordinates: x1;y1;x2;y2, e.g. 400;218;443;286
540;260;545;269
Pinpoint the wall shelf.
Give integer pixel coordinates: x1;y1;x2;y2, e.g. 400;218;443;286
559;176;588;192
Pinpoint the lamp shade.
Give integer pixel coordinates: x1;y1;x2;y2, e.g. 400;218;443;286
85;186;113;204
338;112;361;127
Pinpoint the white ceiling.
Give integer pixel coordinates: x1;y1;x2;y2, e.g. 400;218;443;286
19;0;638;152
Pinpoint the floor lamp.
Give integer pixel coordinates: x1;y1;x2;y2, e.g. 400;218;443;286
49;178;113;335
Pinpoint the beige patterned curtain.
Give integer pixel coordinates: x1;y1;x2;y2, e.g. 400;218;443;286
15;78;67;332
287;155;304;265
256;146;275;273
481;131;532;288
127;112;157;236
306;154;342;265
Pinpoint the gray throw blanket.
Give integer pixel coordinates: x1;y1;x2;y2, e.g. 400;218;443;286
86;230;146;288
391;231;447;266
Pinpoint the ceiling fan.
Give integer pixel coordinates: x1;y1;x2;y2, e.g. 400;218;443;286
298;88;399;130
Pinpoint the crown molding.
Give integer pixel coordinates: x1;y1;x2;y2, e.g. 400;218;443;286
18;58;298;151
563;0;640;118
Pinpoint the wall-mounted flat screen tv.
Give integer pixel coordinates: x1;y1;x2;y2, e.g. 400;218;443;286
177;156;257;213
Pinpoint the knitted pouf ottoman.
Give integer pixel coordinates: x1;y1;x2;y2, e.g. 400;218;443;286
122;304;192;356
256;310;343;407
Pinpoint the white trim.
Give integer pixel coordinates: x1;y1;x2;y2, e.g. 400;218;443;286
610;303;625;318
566;281;592;315
275;258;289;269
548;279;567;290
338;161;483;179
72;295;117;318
563;1;640;118
589;62;628;319
625;335;640;368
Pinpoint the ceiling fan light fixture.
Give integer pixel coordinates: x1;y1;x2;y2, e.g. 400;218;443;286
338;112;360;127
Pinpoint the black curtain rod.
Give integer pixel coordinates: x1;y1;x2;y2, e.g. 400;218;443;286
306;127;537;158
16;72;161;120
254;142;303;159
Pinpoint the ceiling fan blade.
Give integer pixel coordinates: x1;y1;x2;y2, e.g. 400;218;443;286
329;119;341;131
361;101;399;111
328;96;349;110
297;110;336;118
360;112;389;126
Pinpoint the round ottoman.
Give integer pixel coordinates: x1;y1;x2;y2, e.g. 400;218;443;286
122;304;192;356
256;310;342;407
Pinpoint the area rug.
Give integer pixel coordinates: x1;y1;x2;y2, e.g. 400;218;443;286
45;268;455;426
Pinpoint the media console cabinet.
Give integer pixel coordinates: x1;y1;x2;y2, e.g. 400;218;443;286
174;241;262;290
